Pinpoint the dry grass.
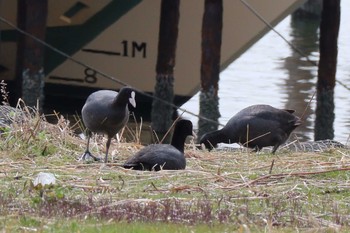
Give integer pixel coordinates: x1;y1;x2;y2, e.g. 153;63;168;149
1;104;350;231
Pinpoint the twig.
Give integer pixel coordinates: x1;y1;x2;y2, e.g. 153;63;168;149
151;182;158;191
225;166;350;190
242;131;271;147
300;91;316;121
159;112;185;144
269;159;275;174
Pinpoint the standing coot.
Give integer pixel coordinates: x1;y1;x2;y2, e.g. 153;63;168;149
81;86;136;163
123;119;193;171
199;104;301;153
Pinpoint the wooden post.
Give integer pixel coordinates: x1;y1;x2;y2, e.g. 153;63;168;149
198;0;223;139
314;0;340;140
14;0;48;111
151;0;180;142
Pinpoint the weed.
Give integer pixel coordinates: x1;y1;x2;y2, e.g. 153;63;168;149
0;101;350;231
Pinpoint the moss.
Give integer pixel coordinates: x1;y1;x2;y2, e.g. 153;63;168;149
198;86;220;139
151;74;175;143
315;89;335;140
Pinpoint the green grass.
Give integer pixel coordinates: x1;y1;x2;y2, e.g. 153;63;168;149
1;108;350;232
0;217;276;233
0;216;345;232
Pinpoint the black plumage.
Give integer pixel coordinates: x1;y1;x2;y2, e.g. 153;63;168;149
81;86;136;163
200;104;301;153
123;119;193;171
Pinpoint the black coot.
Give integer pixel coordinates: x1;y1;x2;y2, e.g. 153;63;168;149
81;86;136;163
200;104;301;153
123;119;193;171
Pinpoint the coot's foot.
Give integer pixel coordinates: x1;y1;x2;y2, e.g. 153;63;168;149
80;151;101;162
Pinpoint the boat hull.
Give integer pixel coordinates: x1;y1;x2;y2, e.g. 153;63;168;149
0;0;305;119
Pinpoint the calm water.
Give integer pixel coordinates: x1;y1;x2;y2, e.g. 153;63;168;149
182;2;350;144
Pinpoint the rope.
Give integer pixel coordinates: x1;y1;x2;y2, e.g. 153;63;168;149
1;1;348;125
240;0;350;91
0;16;223;126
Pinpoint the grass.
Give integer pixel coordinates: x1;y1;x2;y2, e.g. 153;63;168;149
1;104;350;232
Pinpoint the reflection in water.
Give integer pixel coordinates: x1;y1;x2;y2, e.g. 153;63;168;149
281;14;321;141
182;1;350;144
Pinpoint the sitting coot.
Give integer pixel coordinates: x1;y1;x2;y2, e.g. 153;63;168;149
81;86;136;163
199;104;301;153
123;119;193;171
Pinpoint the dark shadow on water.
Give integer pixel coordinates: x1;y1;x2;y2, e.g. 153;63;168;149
280;14;321;141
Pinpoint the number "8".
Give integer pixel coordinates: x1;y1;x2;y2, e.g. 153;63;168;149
84;68;97;84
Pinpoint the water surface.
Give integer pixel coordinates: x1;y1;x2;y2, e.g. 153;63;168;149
182;2;350;144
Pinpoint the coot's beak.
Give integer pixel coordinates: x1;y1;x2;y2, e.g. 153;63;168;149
129;91;136;108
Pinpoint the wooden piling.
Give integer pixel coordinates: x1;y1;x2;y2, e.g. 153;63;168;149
13;0;48;112
151;0;180;142
314;0;340;140
198;0;223;139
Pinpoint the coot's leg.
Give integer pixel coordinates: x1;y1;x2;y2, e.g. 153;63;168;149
104;137;112;163
80;130;101;161
252;146;261;153
272;144;280;154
